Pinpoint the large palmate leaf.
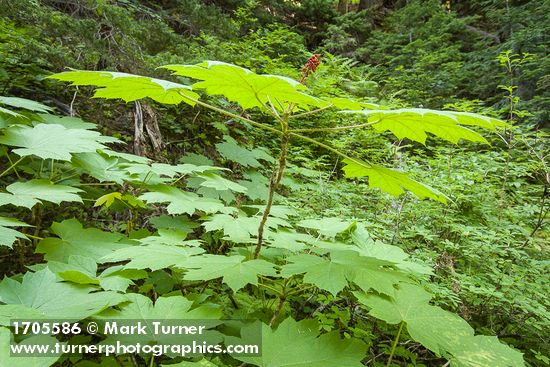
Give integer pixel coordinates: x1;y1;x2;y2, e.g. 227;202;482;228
72;151;135;184
448;335;525;367
0;327;61;367
48;70;199;105
355;284;473;355
203;213;289;243
101;243;204;271
342;159;448;203
227;318;366;367
96;293;222;346
0;96;53;114
282;251;411;296
36;113;97;129
0;268;126;320
344;108;506;144
162;61;325;111
355;283;524;366
139;185;229;215
216;135;275;167
0;179;82;209
297;217;354;238
0;216;30;248
196;172;248;193
36;219;134;262
39;255;145;292
180;255;278;292
0;124;109;161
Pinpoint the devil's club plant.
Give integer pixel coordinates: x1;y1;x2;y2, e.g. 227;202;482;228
0;59;524;367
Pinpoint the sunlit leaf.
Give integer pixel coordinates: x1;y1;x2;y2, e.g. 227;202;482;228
48;70;199;105
162;61;325;111
342;159;448;203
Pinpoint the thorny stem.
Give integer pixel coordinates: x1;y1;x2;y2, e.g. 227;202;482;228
178;93;284;137
269;278;290;327
387;321;404;367
254;131;289;259
290;131;372;167
291;120;379;133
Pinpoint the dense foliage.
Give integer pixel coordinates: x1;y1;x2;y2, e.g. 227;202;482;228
0;1;548;366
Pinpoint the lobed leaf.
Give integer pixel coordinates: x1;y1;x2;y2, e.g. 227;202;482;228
48;70;199;105
228;318;366;367
342;159;449;203
343;108;507;144
0;124;109;161
0;179;83;209
162;61;325;111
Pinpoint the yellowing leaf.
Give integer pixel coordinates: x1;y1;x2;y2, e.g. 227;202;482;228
94;192;122;208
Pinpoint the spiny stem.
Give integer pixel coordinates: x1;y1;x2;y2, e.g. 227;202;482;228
289;131;372;167
289;104;334;119
269;279;289;327
254;132;289;259
291;120;379;133
269;295;286;327
387;321;404;367
179;93;284;136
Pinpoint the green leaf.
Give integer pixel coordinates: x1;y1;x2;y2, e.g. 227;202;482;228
36;219;134;262
72;152;135;184
203;213;288;243
344;108;506;144
139;185;228;215
297;217;354;238
0;124;109;161
162;61;325;111
264;229;315;251
197;172;248;193
0;96;53;113
228;318;366;367
354;283;474;355
0;106;23;118
48;70;200;105
36;114;97;129
0;179;83;209
342;159;448;203
181;255;278;292
216;135;274;167
96;293;222;346
0;327;61;367
282;251;409;296
0;268;126;320
149;215;199;233
0;216;30;248
122;162;221;184
281;254;349;295
101;243;204;271
448;335;525;367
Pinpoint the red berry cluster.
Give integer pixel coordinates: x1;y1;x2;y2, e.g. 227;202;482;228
300;54;321;83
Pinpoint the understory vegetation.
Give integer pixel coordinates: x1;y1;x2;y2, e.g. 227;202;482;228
0;1;548;366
